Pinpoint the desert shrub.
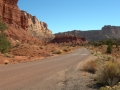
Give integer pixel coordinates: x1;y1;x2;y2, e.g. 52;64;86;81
106;39;115;45
56;50;62;54
94;53;98;56
0;34;11;53
4;59;9;65
91;50;94;54
0;22;8;33
100;86;112;90
53;50;62;54
63;48;69;52
102;55;113;61
0;18;10;53
40;46;43;49
83;61;97;74
100;83;120;90
116;43;119;48
106;43;112;54
96;61;120;87
4;53;14;58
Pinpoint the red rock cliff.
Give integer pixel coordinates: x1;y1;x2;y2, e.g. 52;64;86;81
21;11;54;41
0;0;21;26
51;35;87;45
0;0;54;44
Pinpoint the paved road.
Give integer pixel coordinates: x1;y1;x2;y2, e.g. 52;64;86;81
0;48;91;90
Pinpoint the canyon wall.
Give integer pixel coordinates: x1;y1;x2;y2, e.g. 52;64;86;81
0;0;54;44
55;25;120;41
21;11;54;41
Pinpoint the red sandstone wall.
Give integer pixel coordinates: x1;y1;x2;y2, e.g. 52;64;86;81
0;0;28;30
51;35;87;45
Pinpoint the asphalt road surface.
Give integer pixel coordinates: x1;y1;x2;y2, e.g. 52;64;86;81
0;48;91;90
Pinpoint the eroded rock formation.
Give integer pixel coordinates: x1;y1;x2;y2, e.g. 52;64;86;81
55;25;120;41
0;0;54;44
21;11;54;41
51;35;87;45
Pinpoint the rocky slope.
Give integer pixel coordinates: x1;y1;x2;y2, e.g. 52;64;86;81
55;25;120;41
0;0;54;44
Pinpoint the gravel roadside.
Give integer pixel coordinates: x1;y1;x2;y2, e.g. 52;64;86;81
38;55;99;90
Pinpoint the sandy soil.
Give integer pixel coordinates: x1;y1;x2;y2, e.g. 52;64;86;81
0;44;80;65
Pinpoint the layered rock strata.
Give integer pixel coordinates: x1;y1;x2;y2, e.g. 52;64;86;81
0;0;54;44
51;35;87;45
55;25;120;41
21;11;54;41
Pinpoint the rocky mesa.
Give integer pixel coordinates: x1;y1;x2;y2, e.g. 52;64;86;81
0;0;54;44
55;25;120;41
51;35;87;45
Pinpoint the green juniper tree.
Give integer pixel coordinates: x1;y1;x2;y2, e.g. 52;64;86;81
106;43;112;54
0;16;10;53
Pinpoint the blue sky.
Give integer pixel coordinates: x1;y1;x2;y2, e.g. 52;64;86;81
18;0;120;34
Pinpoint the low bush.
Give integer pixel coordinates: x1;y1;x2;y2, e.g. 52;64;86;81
106;44;112;54
0;19;10;53
0;34;11;53
53;50;62;54
100;82;120;90
83;61;97;74
4;59;9;65
4;53;14;58
63;48;69;52
56;50;62;54
40;46;43;49
96;60;120;87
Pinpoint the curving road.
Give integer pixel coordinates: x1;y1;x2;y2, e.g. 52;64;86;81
0;48;91;90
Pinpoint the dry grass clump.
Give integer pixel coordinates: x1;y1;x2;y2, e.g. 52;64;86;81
63;48;69;52
96;60;120;87
100;82;120;90
4;53;14;58
4;59;9;65
39;46;43;49
53;50;62;54
83;61;97;74
63;48;71;52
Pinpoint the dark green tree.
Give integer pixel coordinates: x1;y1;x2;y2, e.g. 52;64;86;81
106;39;115;45
106;43;112;54
0;34;11;53
0;16;10;53
0;22;8;33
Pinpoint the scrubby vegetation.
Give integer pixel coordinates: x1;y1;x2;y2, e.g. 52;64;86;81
83;39;120;89
83;61;97;74
96;60;120;87
89;39;118;46
0;17;11;53
106;43;112;54
0;34;11;53
53;50;62;54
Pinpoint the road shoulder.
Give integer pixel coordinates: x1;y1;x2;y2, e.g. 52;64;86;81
38;55;98;90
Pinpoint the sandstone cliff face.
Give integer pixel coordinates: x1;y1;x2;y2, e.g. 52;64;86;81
0;0;54;44
0;0;21;26
5;24;42;44
55;25;120;41
51;35;87;45
21;11;54;41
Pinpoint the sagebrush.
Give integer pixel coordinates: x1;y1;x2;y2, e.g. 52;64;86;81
96;60;120;87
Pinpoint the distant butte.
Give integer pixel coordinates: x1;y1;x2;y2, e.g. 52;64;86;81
51;35;87;45
55;25;120;41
